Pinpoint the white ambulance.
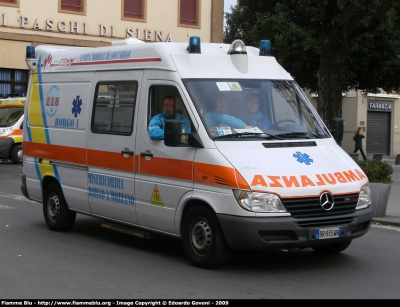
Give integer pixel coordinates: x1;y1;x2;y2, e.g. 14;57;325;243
21;37;373;269
0;97;25;164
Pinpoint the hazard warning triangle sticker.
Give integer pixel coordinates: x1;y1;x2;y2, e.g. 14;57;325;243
150;185;164;207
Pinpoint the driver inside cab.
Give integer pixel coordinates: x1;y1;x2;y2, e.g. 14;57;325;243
238;94;271;130
148;95;191;140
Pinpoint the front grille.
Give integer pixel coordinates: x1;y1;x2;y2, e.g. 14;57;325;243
296;217;356;228
282;193;359;219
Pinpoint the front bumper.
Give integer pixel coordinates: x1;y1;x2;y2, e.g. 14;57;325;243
217;206;374;251
0;138;14;159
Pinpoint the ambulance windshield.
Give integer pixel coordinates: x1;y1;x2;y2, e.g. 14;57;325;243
0;107;23;127
183;79;330;140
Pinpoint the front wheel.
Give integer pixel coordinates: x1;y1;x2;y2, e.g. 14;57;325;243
312;239;352;254
182;206;231;269
43;183;76;231
10;144;22;164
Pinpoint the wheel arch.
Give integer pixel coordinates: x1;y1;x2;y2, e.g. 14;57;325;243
178;198;217;235
42;176;62;200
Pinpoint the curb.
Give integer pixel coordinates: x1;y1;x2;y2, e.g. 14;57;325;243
372;217;400;227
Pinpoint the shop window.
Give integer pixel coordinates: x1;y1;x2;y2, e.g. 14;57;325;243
179;0;200;28
122;0;146;22
0;69;28;98
0;0;19;7
92;82;138;135
59;0;86;15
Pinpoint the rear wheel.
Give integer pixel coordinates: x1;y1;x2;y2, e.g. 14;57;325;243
10;144;22;164
43;183;76;231
312;240;352;254
182;206;231;269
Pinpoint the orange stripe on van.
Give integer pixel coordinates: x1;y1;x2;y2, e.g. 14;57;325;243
194;162;249;189
88;149;134;172
0;129;22;138
11;129;23;136
235;170;250;190
24;142;86;164
139;156;192;180
24;143;251;189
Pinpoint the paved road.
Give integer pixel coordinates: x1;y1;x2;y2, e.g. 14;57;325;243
1;161;400;299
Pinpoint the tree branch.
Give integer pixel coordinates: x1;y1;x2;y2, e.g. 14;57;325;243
350;0;394;38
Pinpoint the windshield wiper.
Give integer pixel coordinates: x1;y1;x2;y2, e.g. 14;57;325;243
213;132;283;140
274;132;324;139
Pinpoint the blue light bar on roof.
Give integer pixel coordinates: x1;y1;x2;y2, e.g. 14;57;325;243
259;40;271;56
26;45;35;59
188;36;201;54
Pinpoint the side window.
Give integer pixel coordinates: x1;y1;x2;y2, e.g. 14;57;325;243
91;82;138;135
148;85;190;125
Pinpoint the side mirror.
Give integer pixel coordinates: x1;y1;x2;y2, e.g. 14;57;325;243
330;117;343;146
164;119;204;148
164;119;182;147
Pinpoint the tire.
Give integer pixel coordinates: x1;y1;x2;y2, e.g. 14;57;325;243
10;144;22;164
312;239;352;254
43;183;76;232
182;206;231;269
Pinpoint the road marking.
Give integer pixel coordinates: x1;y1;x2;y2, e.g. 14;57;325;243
0;204;14;209
0;192;35;203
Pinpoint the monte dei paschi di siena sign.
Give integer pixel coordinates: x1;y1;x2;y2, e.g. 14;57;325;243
1;13;173;42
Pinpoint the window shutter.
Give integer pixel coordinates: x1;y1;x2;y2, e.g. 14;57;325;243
180;0;197;26
61;0;83;12
124;0;143;19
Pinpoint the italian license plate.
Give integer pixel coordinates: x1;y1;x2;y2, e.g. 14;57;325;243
315;227;343;240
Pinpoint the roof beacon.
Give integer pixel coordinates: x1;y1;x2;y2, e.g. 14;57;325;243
227;40;247;55
259;40;271;56
26;45;38;71
188;36;201;54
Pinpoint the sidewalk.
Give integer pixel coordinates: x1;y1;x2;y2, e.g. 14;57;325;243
371;155;400;227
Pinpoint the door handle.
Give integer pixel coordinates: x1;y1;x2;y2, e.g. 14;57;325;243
140;151;153;158
121;149;134;156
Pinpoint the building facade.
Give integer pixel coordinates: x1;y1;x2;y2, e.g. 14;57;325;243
0;0;224;97
307;90;400;157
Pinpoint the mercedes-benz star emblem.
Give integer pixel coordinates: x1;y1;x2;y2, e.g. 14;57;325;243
320;192;334;211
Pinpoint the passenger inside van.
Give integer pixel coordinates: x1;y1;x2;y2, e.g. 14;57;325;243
204;94;251;129
148;95;191;140
238;94;271;130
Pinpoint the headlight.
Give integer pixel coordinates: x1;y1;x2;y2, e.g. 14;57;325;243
357;184;371;208
0;127;14;136
234;190;288;213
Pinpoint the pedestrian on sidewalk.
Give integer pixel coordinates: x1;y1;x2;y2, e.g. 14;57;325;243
353;127;367;161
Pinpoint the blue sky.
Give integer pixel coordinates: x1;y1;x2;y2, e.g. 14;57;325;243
224;0;237;28
224;0;237;13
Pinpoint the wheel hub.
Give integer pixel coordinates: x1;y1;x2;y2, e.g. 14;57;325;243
191;219;212;255
48;194;61;222
17;149;22;162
